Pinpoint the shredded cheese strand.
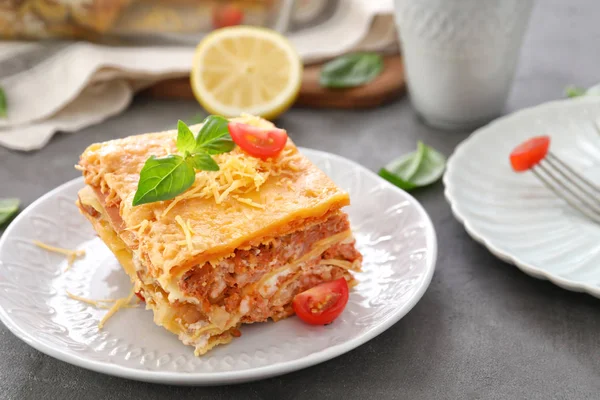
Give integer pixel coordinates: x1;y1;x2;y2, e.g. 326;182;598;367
98;289;137;329
65;254;77;271
34;241;85;268
161;184;204;217
234;196;265;209
175;215;194;252
186;219;196;235
158;135;301;219
123;219;148;232
66;291;118;307
216;180;242;203
66;291;139;311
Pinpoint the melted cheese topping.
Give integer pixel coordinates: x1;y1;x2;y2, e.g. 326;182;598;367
161;146;301;218
159;114;300;218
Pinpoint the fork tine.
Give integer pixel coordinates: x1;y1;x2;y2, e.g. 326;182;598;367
533;158;600;223
546;152;600;196
532;168;600;223
538;161;600;213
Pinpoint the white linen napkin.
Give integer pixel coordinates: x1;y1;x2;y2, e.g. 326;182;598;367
0;0;396;151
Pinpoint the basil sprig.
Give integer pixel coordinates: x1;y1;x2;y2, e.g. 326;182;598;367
0;198;19;225
320;53;384;89
0;86;7;118
132;116;234;206
378;142;446;191
565;83;600;98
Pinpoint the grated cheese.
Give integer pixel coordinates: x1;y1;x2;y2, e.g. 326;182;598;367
123;219;149;232
34;241;85;269
241;207;252;220
186;219;196;235
216;180;243;203
160;149;272;217
66;291;128;309
65;254;77;271
159;126;301;219
98;289;137;329
234;196;265;209
175;215;194;251
67;289;139;321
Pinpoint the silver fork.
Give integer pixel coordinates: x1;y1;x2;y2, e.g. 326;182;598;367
531;153;600;223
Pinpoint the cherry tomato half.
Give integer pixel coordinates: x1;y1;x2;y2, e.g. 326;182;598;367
228;122;288;160
135;292;145;302
212;4;244;29
510;136;550;172
292;278;349;325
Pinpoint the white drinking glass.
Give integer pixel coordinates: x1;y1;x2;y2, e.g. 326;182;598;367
394;0;535;130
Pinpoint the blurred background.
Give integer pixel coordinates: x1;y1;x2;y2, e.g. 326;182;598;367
0;0;340;44
0;0;398;151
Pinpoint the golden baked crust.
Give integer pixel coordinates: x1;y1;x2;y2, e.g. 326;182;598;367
78;126;350;280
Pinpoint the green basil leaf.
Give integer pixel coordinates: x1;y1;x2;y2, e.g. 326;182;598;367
0;87;7;118
378;142;425;190
379;142;446;191
176;120;197;154
320;53;384;89
189;153;219;171
565;86;586;98
565;83;600;98
194;115;235;155
410;143;446;186
0;198;19;225
132;155;196;206
378;168;417;191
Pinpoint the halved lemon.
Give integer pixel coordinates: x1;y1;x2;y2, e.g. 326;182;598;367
191;26;303;120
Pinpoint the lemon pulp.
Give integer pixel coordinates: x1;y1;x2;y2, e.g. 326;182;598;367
191;26;302;119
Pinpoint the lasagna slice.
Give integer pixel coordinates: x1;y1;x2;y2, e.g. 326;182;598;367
76;118;362;355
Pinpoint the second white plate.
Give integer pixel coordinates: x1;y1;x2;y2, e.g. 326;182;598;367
0;148;437;385
445;97;600;297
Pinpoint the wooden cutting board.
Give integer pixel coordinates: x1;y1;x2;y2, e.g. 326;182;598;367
142;55;405;109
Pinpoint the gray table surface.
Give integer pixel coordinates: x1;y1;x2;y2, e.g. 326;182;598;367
1;1;600;399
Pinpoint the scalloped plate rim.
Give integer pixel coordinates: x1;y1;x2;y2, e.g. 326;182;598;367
0;148;437;385
443;97;600;298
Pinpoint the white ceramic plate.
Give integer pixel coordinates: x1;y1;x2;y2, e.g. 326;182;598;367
445;97;600;298
0;149;437;385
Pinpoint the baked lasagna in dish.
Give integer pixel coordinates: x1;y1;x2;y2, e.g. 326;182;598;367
76;116;362;355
